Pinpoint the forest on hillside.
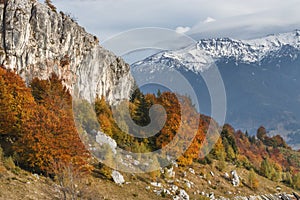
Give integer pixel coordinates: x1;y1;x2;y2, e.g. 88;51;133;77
1;67;300;192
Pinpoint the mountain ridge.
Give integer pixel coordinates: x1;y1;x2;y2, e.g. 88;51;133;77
197;30;300;65
133;30;300;72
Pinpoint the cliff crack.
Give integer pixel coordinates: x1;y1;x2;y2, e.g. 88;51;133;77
29;2;35;23
2;0;8;56
60;14;65;44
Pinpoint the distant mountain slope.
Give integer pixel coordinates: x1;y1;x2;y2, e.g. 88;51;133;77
132;30;300;148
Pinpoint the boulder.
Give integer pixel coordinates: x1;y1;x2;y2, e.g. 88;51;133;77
209;192;215;200
188;168;195;174
171;185;178;194
33;174;40;180
151;182;162;188
224;172;230;179
111;170;125;185
185;182;191;189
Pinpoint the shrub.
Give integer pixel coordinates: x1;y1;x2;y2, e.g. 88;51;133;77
45;0;57;12
292;173;300;190
248;169;259;190
3;156;15;171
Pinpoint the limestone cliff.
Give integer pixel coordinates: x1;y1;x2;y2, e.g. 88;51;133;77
0;0;134;103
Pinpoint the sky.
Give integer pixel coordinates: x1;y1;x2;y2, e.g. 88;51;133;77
52;0;300;40
50;0;300;61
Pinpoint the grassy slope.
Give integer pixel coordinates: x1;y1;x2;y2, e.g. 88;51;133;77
0;159;299;200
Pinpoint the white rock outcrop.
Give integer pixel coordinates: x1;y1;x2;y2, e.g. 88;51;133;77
173;189;189;200
231;170;240;187
0;0;134;103
95;131;117;154
151;182;162;188
165;166;175;179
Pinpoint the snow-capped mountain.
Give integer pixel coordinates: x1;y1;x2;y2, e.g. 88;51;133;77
133;45;214;73
133;30;300;73
197;30;300;64
132;30;300;149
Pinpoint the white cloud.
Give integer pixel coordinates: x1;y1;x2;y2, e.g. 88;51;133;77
175;26;191;34
203;17;216;24
188;1;300;39
52;0;300;41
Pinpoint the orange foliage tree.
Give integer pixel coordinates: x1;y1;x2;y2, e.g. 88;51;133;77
0;67;36;155
0;69;89;175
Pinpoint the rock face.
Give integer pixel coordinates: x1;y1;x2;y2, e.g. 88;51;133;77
0;0;134;103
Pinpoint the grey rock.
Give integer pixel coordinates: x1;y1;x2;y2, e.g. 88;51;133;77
293;192;300;200
95;131;117;154
165;166;175;179
173;189;189;200
231;170;240;187
209;192;215;200
150;182;162;188
171;185;178;193
111;170;125;185
33;173;39;180
0;0;134;104
185;181;191;189
224;172;230;179
188;168;195;174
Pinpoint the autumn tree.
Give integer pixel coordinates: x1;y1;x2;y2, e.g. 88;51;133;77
0;67;36;155
95;96;114;137
14;73;90;174
257;126;267;141
155;92;181;148
16;104;89;174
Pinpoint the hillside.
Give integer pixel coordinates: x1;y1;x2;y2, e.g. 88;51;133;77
0;148;299;200
1;66;300;199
